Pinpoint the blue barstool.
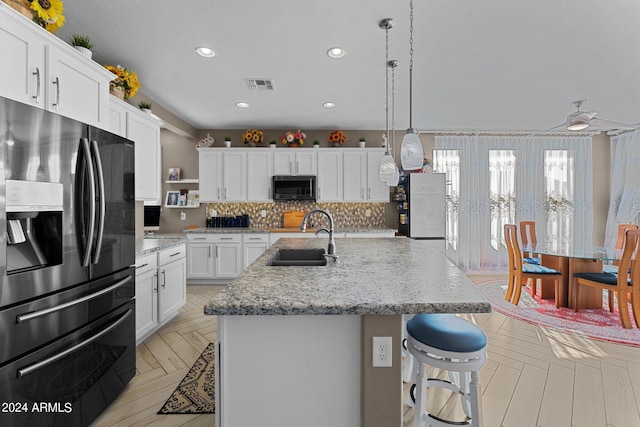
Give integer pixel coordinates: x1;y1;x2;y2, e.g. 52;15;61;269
407;314;487;427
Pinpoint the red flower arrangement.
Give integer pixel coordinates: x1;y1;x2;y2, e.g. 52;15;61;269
328;130;347;145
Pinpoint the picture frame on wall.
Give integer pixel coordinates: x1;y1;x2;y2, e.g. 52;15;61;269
168;168;181;181
165;191;180;206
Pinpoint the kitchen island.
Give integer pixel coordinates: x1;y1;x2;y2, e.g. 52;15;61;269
205;238;490;427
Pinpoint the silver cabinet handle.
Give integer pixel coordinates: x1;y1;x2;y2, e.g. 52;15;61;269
216;246;219;258
208;246;211;258
52;77;60;109
296;161;299;174
169;251;181;257
361;188;364;199
153;273;158;292
32;67;40;103
136;263;148;269
224;188;227;199
193;237;206;240
289;161;293;173
217;188;220;199
16;275;132;324
220;237;233;240
17;308;132;378
161;269;166;289
368;188;371;199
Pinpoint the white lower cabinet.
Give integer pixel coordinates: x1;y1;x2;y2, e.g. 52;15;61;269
243;233;269;269
187;234;242;282
134;244;186;344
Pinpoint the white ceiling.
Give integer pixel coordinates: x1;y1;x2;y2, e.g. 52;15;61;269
54;0;640;131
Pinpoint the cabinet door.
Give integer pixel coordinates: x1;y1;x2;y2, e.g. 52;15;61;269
366;150;389;202
199;149;222;201
108;98;128;137
47;46;110;127
129;112;161;201
135;268;158;342
243;243;269;269
223;151;247;201
343;151;366;201
247;151;273;201
295;151;317;175
0;10;46;106
215;243;241;278
317;151;343;201
273;151;295;175
158;258;186;322
186;242;215;279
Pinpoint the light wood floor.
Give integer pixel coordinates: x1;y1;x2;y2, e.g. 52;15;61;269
92;276;640;427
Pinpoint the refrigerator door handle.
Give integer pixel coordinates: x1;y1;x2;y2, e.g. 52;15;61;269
80;138;96;267
90;140;106;264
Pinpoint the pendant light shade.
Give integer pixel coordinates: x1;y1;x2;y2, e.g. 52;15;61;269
387;163;400;186
379;153;397;182
400;130;424;170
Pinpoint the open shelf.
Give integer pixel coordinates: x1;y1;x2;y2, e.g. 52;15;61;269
165;179;199;184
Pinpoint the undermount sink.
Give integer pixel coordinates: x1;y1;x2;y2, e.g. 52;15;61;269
267;248;328;266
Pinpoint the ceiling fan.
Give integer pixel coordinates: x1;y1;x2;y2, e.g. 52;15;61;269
546;100;638;132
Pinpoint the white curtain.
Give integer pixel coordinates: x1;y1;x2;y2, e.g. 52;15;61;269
604;129;640;247
434;134;593;271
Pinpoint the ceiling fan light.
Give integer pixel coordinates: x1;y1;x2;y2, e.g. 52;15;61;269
567;120;589;131
400;131;424;170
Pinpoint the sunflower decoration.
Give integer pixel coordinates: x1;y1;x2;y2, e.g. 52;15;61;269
281;130;306;145
28;0;65;33
243;129;264;145
328;130;347;145
104;65;141;100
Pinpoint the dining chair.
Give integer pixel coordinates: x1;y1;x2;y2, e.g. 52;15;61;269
575;229;640;329
504;224;562;306
519;221;540;265
603;223;639;273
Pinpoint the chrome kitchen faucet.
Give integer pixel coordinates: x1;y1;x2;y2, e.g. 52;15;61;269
300;209;339;261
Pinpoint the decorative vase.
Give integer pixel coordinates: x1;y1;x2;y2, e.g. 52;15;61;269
247;141;256;147
288;143;299;148
110;86;126;100
313;144;320;149
140;108;152;115
331;142;340;148
4;0;35;20
269;143;276;149
74;46;93;59
359;141;366;148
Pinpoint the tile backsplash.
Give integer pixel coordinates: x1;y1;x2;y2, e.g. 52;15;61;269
205;202;386;229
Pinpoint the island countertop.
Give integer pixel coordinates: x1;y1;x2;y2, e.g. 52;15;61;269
204;238;491;316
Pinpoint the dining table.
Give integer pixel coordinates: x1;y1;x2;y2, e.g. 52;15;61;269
521;242;622;309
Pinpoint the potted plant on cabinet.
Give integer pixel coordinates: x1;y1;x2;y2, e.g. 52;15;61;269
224;137;231;147
313;139;320;148
138;101;152;114
70;33;93;59
269;139;277;148
359;137;366;148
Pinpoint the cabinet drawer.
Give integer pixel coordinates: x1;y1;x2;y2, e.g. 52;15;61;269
135;253;157;276
242;233;269;243
158;244;186;265
211;234;242;243
187;233;216;243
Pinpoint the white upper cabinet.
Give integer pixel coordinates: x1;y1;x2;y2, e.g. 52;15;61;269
247;151;273;202
342;149;389;202
198;148;247;202
129;109;162;201
317;150;343;201
273;151;317;175
0;6;112;127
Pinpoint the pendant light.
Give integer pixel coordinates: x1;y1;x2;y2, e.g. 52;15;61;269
378;18;398;183
400;0;424;170
387;58;400;186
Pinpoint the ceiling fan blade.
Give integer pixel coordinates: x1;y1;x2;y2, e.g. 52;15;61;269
590;117;638;130
544;122;568;132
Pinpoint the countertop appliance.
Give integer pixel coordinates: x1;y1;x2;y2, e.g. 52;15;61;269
406;173;447;250
272;175;316;201
0;96;135;426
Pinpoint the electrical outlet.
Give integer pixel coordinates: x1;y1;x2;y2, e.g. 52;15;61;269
372;336;392;367
261;210;267;218
365;209;371;217
180;211;186;221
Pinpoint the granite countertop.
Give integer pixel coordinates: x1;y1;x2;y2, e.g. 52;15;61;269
204;238;491;316
185;227;397;234
136;237;186;257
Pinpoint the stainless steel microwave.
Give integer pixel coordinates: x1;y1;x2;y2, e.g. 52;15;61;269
272;175;317;201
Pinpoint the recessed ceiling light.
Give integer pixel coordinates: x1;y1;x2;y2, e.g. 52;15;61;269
327;47;346;59
236;102;250;108
195;47;215;58
323;102;336;108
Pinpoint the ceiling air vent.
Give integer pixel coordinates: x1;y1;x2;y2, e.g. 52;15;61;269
246;78;275;91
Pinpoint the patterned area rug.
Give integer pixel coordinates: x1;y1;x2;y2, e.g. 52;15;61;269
476;280;640;347
158;343;216;414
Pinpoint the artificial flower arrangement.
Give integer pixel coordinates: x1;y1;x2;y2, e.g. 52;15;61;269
281;130;306;145
104;65;140;100
28;0;65;33
328;130;347;145
243;129;264;144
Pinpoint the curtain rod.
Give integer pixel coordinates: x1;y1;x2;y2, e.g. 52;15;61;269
416;128;600;137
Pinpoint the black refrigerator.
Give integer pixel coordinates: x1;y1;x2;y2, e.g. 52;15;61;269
0;96;136;426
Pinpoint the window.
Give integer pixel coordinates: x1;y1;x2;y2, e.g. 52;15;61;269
489;150;516;250
433;150;460;250
544;150;574;244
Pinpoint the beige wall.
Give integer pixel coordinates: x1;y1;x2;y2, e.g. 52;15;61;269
592;133;611;245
